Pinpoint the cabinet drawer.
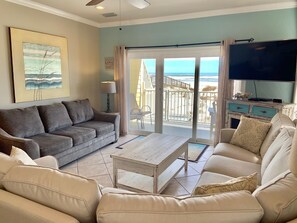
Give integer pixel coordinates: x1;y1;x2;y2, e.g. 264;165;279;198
228;103;249;113
251;106;277;118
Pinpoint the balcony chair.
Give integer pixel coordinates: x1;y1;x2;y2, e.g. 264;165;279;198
129;94;152;129
208;101;216;139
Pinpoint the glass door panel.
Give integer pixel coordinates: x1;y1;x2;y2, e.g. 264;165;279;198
196;57;219;141
162;58;195;138
128;59;155;133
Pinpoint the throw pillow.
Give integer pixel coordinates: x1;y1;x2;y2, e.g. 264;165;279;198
230;116;271;154
10;146;37;165
192;172;257;195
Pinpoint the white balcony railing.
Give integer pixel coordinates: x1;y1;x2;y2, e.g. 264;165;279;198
143;90;217;125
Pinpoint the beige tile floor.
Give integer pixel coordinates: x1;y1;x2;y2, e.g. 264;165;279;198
61;134;214;196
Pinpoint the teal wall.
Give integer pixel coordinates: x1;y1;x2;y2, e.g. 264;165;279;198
99;8;297;106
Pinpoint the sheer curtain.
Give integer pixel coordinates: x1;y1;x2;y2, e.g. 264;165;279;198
214;39;235;145
114;45;128;136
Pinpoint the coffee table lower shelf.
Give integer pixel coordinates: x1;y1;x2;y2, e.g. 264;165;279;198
117;159;185;193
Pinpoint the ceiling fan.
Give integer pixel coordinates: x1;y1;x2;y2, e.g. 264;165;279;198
86;0;150;9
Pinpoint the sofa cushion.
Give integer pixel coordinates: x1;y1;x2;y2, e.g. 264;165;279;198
29;133;73;156
75;121;114;136
260;113;295;158
2;165;102;223
63;99;94;124
38;103;73;132
193;173;257;195
0;106;45;137
230;116;271;154
196;171;233;187
203;155;261;184
96;191;264;223
10;146;37;166
0;190;80;223
290;126;297;177
0;153;22;189
213;143;262;164
253;170;297;223
261;127;294;185
52;126;96;146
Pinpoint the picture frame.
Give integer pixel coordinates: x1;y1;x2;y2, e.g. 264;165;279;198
9;27;70;102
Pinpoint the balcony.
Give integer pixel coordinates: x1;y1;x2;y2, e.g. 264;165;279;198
129;89;218;142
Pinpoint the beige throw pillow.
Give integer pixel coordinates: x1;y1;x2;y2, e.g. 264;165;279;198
230;116;271;154
192;173;258;195
10;146;37;165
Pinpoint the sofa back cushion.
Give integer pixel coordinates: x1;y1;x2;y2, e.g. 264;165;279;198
261;127;294;185
2;165;101;223
97;191;263;223
0;153;22;189
290;125;297;177
260;113;295;158
253;170;297;223
38;103;73;132
0;106;45;137
63;99;94;124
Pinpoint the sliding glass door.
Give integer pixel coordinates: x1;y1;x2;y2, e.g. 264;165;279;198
127;46;220;144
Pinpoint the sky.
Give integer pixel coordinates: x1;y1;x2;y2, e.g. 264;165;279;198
143;57;219;75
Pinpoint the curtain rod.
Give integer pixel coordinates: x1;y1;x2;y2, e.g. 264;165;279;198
125;38;254;50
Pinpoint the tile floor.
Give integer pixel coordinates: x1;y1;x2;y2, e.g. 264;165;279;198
61;134;214;196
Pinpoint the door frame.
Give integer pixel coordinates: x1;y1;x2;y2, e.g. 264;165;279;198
127;46;220;143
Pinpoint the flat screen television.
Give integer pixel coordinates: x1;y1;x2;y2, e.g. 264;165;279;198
229;39;297;82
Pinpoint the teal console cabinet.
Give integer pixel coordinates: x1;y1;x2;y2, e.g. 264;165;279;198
226;100;295;128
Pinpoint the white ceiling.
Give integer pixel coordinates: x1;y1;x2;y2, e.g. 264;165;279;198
6;0;297;28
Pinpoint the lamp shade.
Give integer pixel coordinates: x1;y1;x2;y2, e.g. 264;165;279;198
101;81;116;94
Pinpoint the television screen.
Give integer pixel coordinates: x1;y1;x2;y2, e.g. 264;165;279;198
229;39;297;81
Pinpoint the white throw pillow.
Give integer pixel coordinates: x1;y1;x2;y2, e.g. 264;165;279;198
10;146;37;165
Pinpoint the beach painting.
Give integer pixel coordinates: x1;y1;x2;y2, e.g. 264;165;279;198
10;27;70;103
23;43;62;90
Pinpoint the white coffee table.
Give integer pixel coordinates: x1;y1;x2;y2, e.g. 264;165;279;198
111;133;189;194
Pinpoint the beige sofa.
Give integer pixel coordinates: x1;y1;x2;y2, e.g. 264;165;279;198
1;113;297;223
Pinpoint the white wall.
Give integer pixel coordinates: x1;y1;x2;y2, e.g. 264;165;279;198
0;1;101;110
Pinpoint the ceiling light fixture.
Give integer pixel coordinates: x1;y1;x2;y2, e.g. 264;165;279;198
126;0;150;9
96;5;104;10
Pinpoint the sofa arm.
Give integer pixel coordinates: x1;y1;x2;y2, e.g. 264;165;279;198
96;190;263;223
220;128;236;143
0;128;40;159
0;190;79;223
34;156;59;169
93;111;120;140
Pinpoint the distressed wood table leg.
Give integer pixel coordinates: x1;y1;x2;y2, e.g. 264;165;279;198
185;144;188;172
113;160;118;188
153;168;158;194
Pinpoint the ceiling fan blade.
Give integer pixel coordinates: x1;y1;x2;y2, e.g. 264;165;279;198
86;0;104;6
127;0;150;9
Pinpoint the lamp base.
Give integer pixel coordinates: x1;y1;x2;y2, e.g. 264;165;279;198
106;93;112;113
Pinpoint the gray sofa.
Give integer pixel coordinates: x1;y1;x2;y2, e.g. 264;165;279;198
0;99;120;167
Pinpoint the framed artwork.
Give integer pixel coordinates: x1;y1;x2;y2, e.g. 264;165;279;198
9;27;70;102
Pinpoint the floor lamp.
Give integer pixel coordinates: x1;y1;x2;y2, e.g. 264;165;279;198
101;81;116;113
